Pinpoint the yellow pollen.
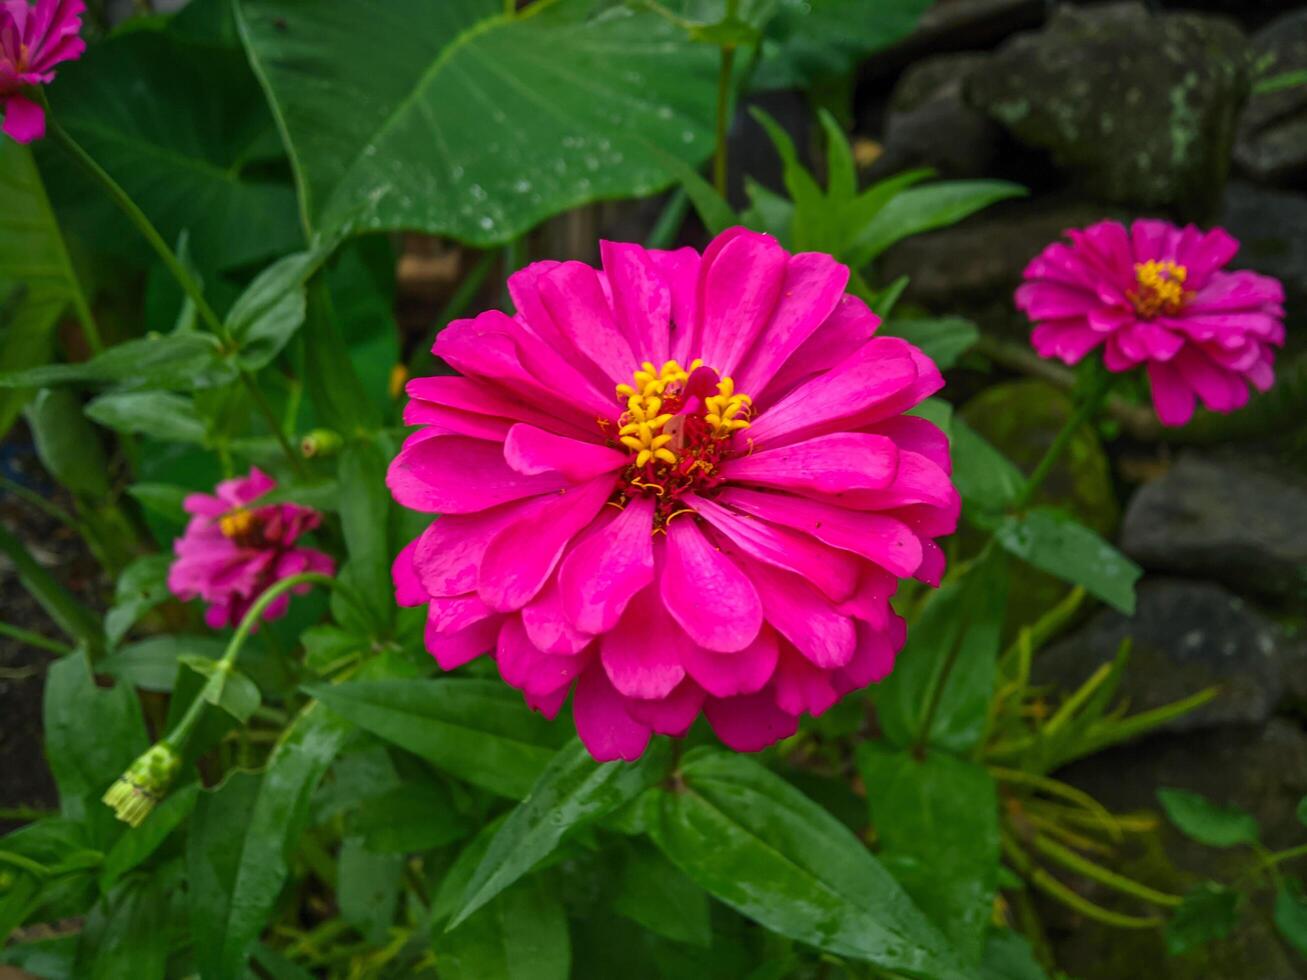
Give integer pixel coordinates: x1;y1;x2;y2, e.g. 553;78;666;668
1129;260;1191;318
613;358;751;467
219;508;257;542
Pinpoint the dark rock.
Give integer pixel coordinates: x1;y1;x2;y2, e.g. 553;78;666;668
1220;180;1307;333
1036;579;1306;732
871;53;1001;180
965;2;1252;218
1234;8;1307;186
1121;453;1307;604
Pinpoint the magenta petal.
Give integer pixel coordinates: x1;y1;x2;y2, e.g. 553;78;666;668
600;585;688;699
1147;360;1196;427
682;627;779;698
1;95;45;143
497;618;585;699
722;432;899;495
478;477;614;611
558;497;655;633
413;503;526;598
623;679;705;737
573;663;652;762
839;618;906;690
392;537;427;607
504;423;626;480
745;561;856;669
761;293;881;405
601;240;671;365
660;520;762;653
704;689;799;752
387;432;567;514
521;575;594;655
425;612;500;670
773;647;839;716
698;231;788;378
539;261;635;384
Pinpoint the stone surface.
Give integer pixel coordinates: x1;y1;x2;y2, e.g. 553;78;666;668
965;2;1251;218
1234;8;1307;186
1220;180;1307;334
1121;453;1307;603
1036;579;1306;732
871;53;1002;180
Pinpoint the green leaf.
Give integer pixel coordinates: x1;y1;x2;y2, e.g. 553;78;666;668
995;508;1140;614
740;176;794;241
238;0;718;243
43;653;148;830
451;738;671;927
753;0;931;91
750;107;833;252
650;749;968;978
335;439;394;632
100;635;225;692
103;554;174;646
1274;880;1307;958
299;279;379;433
41;9;302;274
857;745;999;963
612;839;712;948
875;550;1009;753
435;876;571;980
227;248;330;371
74;873;172;980
306;678;566;799
883;318;979;371
0;141;91;440
846;180;1026;267
25;388;109;496
188;703;349;980
346;782;471;853
0;526;102;652
1157;789;1260;848
337;837;403;944
99;783;200;893
951;418;1024;516
85;391;206;445
0;333;230;392
1299;795;1307;828
179;656;262;724
1165;882;1239;956
980;928;1048;980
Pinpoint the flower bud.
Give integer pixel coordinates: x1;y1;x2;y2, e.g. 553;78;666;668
102;743;182;828
300;428;343;459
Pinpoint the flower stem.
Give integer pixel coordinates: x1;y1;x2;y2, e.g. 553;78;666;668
711;0;740;197
45;119;306;477
1012;364;1114;512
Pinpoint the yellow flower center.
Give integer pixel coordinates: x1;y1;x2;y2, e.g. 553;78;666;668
219;507;261;546
1129;260;1191;318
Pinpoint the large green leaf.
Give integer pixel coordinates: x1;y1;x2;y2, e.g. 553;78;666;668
305;678;567;798
451;738;670;927
85;391;207;446
41;11;302;274
0;141;90;439
612;839;712;948
875;551;1009;753
857;745;999;964
187;704;350;980
995;508;1140;615
73;873;173;980
237;0;718;242
434;876;571;980
0;332;231;392
650;749;969;978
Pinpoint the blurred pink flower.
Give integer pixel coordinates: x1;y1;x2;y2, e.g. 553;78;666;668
169;467;334;629
390;228;959;762
0;0;85;143
1017;219;1285;427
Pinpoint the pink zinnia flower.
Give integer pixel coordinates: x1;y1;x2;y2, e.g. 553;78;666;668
1016;219;1285;427
389;228;958;762
0;0;84;143
169;467;334;629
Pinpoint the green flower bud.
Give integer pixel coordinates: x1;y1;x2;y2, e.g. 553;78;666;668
102;742;182;828
300;428;343;459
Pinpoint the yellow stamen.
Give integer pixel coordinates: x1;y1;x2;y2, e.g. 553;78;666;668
1129;260;1191;318
219;508;257;542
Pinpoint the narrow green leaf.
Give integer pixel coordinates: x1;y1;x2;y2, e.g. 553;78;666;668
0;525;103;651
451;738;671;927
346;782;471;854
750;107;833;252
335;439;393;632
100;636;225;693
1157;789;1260;848
300;279;379;433
26;388;109;497
817;108;857;205
995;508;1140;614
875;551;1009;753
612;839;712;948
74;873;172;980
1165;883;1239;955
338;838;403;944
435;876;571;980
858;745;999;963
180;656;262;724
228;248;329;370
103;554;174;647
950;419;1024;516
847;180;1026;267
1274;880;1307;957
98;783;200;893
883;317;980;371
980;928;1048;980
0;333;230;392
305;678;565;799
650;749;969;978
86;391;207;445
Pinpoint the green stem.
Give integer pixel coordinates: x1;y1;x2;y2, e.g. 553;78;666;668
645;187;689;249
1262;843;1307;869
713;44;736;196
0;620;74;657
1012;365;1113;511
163;572;355;753
46;119;306;477
1033;833;1183;907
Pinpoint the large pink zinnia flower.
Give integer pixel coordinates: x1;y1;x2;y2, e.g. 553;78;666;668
169;467;334;629
389;227;958;762
0;0;84;143
1016;219;1285;427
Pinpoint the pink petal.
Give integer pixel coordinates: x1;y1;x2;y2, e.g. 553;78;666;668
405;375;594;441
622;678;705;737
521;575;594;655
538;261;635;384
392;537;427;606
773;647;839;716
558;497;655;633
601;240;671;365
573;663;652;762
745;561;856;669
413;502;528;598
425;612;500;670
1;94;44;143
697;231;788;378
477;477;614;611
650;246;701;363
1146;360;1196;427
1172;347;1248;414
722;432;899;495
682;627;779;698
760;293;880;405
427;593;493;634
660;520;762;653
387;432;568;514
497;618;586;699
504;423;626;481
704;689;799;752
600;585;688;699
837;618;906;690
